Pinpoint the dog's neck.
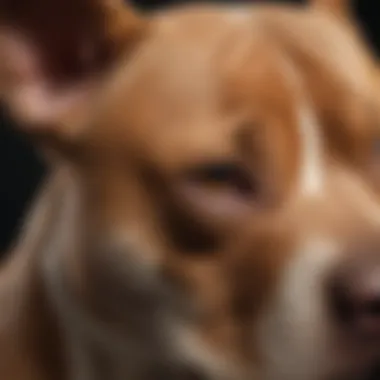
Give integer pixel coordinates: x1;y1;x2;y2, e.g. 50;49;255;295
37;170;190;380
6;166;233;380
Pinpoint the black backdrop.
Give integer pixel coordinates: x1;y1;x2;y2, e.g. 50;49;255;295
0;0;379;254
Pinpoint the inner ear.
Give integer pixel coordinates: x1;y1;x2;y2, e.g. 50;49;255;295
0;0;146;145
0;0;144;81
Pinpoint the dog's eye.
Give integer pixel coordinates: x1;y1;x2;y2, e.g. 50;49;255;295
186;161;255;196
174;161;258;233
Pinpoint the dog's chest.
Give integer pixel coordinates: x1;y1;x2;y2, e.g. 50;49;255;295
62;337;139;380
44;256;180;380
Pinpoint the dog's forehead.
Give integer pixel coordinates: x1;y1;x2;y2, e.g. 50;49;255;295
91;9;302;166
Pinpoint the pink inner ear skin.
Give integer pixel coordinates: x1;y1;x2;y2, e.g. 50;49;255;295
0;30;93;128
8;81;92;128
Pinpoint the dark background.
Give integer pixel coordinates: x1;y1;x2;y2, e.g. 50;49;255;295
0;0;379;254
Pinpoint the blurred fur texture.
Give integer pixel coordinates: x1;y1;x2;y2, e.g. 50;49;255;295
1;1;380;380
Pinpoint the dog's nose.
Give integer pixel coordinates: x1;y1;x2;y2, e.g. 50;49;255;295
329;256;380;339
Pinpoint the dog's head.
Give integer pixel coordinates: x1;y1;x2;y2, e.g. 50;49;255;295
2;0;380;379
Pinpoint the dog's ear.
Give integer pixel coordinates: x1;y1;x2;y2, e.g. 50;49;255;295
0;0;146;146
310;0;352;18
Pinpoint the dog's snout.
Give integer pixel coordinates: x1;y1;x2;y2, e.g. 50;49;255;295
328;244;380;340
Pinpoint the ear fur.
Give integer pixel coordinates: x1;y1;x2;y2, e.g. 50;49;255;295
0;0;146;144
309;0;352;18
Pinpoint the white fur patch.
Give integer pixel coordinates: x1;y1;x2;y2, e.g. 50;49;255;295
256;238;340;380
297;106;324;196
170;325;239;380
273;49;325;198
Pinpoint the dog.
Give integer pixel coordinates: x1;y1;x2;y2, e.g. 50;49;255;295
1;0;380;379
